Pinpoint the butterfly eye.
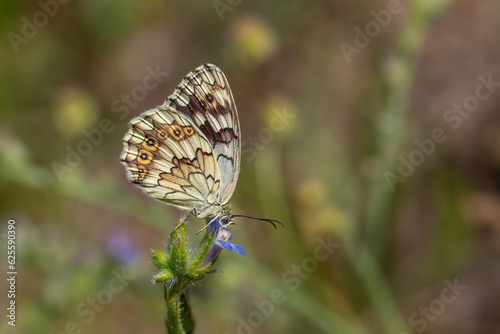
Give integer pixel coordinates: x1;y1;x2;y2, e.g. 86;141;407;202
137;150;153;164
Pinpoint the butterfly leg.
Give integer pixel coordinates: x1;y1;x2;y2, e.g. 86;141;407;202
173;209;195;231
195;212;222;235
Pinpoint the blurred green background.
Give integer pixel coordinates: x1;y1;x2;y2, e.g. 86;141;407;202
1;0;500;333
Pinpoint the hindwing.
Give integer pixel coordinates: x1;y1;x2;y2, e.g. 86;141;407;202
121;105;221;214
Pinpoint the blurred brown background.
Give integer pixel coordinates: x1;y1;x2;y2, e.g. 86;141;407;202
1;0;500;333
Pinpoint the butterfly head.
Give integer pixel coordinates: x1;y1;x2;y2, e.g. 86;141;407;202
218;214;236;229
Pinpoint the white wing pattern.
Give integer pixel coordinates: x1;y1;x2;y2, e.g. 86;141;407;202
162;63;241;205
121;64;240;219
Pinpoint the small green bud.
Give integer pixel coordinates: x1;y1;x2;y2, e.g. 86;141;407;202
152;250;169;268
154;269;174;284
167;226;188;273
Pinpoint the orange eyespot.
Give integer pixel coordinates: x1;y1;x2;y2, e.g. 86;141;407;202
142;137;158;151
136;165;147;181
155;127;167;138
184;126;195;136
137;150;153;164
169;124;185;141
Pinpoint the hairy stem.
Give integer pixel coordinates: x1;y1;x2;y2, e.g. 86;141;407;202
164;286;185;334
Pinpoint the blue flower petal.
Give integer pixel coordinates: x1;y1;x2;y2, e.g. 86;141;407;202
231;243;245;255
208;220;218;234
218;240;234;251
219;240;245;255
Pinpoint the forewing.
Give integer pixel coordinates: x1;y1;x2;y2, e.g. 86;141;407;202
121;105;221;212
162;63;240;204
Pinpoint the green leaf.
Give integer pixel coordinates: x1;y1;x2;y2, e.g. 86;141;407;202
188;229;214;272
167;223;188;274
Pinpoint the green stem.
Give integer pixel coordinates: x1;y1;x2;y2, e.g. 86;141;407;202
179;291;195;334
365;0;452;261
164;287;185;334
155;220;218;334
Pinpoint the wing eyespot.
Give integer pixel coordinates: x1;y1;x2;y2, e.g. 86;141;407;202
184;126;195;137
135;165;148;181
169;124;185;141
137;149;153;164
142;137;159;151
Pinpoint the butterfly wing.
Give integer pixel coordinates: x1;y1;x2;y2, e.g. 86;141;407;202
121;105;222;216
162;64;241;205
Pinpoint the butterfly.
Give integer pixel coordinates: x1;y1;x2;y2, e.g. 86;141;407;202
121;63;246;229
121;63;283;235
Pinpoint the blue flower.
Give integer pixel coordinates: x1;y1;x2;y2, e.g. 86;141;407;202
208;219;245;255
106;227;141;265
200;219;244;267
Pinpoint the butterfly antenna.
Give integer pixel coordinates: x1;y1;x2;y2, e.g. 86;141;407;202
231;215;284;229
